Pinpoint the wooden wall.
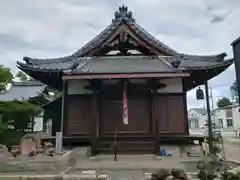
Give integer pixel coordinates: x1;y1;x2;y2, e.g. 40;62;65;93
64;93;187;136
99;94;150;134
154;94;187;134
66;95;92;135
64;78;188;137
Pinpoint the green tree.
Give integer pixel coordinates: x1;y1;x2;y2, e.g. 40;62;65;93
216;97;232;108
0;100;40;132
0;116;9;145
15;71;28;81
0;115;8;134
0;65;13;92
230;80;239;103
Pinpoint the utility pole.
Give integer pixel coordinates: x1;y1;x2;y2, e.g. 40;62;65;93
209;84;215;125
205;81;214;154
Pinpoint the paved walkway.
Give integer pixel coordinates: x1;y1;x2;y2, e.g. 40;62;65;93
106;170;145;180
224;143;240;162
73;155;185;171
69;154;199;179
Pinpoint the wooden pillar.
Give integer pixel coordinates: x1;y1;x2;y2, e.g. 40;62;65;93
60;80;68;140
150;90;159;155
148;91;153;133
91;90;99;156
183;93;189;134
182;79;189;134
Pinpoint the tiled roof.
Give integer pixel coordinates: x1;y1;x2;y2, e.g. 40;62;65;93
0;81;47;101
190;108;207;115
11;81;44;86
17;55;233;74
231;36;240;46
64;56;177;74
17;5;231;74
20;5;178;66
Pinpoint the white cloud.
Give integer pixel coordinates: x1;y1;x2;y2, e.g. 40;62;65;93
0;0;238;107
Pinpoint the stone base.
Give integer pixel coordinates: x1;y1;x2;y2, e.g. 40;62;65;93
0;151;73;173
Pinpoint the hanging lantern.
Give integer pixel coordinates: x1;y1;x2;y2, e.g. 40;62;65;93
196;87;204;100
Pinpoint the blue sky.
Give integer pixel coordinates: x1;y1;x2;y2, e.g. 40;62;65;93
0;0;239;108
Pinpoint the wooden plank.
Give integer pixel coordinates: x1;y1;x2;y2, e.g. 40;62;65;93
154;95;169;132
66;95;91;135
167;96;186;133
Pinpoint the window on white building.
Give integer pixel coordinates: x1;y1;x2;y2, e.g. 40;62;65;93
189;118;199;128
226;118;233;127
226;109;233;118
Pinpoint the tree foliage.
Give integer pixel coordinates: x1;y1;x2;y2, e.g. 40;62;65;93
216;97;232;108
0;100;41;131
0;65;13;92
15;71;28;81
231;80;239;103
0;115;8;134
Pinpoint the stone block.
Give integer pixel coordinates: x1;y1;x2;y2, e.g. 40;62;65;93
0;150;73;173
97;174;107;180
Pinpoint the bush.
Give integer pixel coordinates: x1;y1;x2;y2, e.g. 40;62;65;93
0;129;25;146
197;170;217;180
221;170;240;180
152;169;170;180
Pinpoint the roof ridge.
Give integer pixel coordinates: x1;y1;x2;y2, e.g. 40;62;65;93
180;53;227;61
12;81;45;86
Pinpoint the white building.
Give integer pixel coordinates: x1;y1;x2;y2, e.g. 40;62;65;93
188;106;240;137
188;108;207;129
232;105;240;129
213;107;234;129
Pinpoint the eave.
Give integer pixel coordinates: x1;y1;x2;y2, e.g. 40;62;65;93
183;59;234;91
62;72;190;80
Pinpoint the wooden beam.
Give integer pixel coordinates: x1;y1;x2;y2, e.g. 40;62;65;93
63;72;190;80
90;90;99;155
